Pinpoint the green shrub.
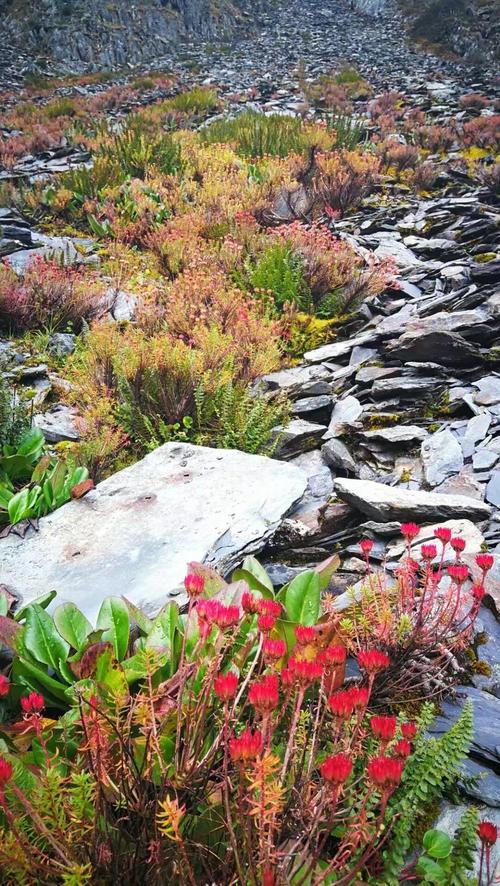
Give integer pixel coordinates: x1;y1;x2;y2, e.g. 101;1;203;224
109;126;182;179
0;378;31;448
194;379;289;454
247;242;311;311
165;86;219;115
44;97;77;119
201;111;309;158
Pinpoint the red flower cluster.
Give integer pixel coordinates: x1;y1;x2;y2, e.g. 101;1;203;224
370;715;397;742
229;729;263;763
263;638;287;661
328;687;369;719
357;649;390;674
259;600;282;618
242;591;260;614
288;657;323;686
320;753;353;785
472;584;485;603
359;538;374;555
20;692;44;714
318;646;346;668
434;527;452;544
401;722;417;740
257;614;276;633
0;757;12;786
184;573;205;598
248;674;279;713
421;544;437;561
295;625;316;646
0;675;9;697
393;739;411;759
214;671;238;701
478;821;498;846
197;600;240;632
400;523;420;541
476;553;494;573
447;564;469;586
450;536;466;553
367;756;404;788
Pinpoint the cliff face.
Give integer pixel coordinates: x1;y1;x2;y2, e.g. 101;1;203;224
1;0;255;71
399;0;499;64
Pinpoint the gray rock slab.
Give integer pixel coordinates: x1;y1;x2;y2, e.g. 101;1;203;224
322;438;357;473
304;333;378;365
473;376;500;407
421;429;464;487
333;477;491;523
323;395;363;439
429;687;500;768
486;471;500;508
273;419;328;458
0;443;307;620
363;425;428;444
33;405;81;443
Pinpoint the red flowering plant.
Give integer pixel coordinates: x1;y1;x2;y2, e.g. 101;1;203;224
322;523;494;706
0;554;475;884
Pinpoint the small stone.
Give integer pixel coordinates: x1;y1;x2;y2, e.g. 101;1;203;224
486;471;500;508
322;439;357;473
473;449;499;470
47;333;76;358
473;376;500;406
421;430;464;487
273;419;328;458
33;405;81;443
323;395;363;439
364;425;428;444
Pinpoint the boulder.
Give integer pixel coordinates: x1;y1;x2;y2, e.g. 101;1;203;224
333;477;491;523
0;443;307;620
421;429;464;487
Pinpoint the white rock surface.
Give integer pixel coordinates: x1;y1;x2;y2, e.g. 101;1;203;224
334;477;491;523
0;443;307;620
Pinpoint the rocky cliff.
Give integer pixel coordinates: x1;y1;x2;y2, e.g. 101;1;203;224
1;0;258;71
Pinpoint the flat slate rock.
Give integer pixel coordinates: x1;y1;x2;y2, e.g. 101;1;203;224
0;443;307;620
429;686;500;768
333;478;491;523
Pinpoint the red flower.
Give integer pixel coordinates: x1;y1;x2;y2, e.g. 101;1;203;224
451;536;466;553
370;715;397;742
357;649;390;674
214;671;238;701
368;756;404;788
434;527;452;544
401;722;417;740
320;753;352;785
242;591;260;614
263;638;286;661
318;645;346;667
360;538;374;555
288;657;323;686
0;757;12;786
421;544;437;561
214;604;240;630
257;614;276;633
184;573;205;598
295;625;316;645
478;821;497;846
476;553;494;573
229;728;263;762
472;584;485;603
393;739;412;758
21;692;44;714
258;600;281;618
280;667;294;687
350;687;370;710
448;564;469;586
328;689;354;719
0;675;9;697
248;674;279;713
400;523;420;541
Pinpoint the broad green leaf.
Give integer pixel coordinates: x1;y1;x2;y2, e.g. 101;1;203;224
231;568;274;599
315;554;341;591
31;455;51;483
186;562;227;597
95;648;129;705
13;657;71;706
146;601;178;651
239;556;273;592
122;597;153;635
284;571;321;626
53;603;92;651
416;855;447;884
96;597;130;661
422;829;452;859
17;428;45;459
275;618;297;654
8;488;30;524
14;591;57;622
24;604;69;674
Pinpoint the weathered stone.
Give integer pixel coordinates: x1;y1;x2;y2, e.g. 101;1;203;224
474;448;499;470
389;330;482;367
421;429;464;487
255;364;331;398
429;687;500;768
486;471;500;508
273;419;328;458
323;396;363;439
33;405;81;443
291;395;334;424
0;443;307;620
47;333;76;358
304;333;377;365
461;412;492;458
333;477;491;523
322;439;357;473
363;425;428;444
473;376;500;406
371;375;441;399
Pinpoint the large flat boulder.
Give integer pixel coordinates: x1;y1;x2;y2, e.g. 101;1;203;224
333;477;491;523
0;443;307;620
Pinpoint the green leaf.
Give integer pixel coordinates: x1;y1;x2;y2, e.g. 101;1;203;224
239;556;274;592
0;614;21;649
315;554;340;591
95;649;129;705
53;603;92;651
24;604;70;674
416;856;447;884
146;602;178;651
284;571;321;625
423;830;452;859
17;428;45;459
96;597;130;661
8;488;30;524
14;590;57;623
12;658;71;706
122;597;153;635
231;568;274;599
